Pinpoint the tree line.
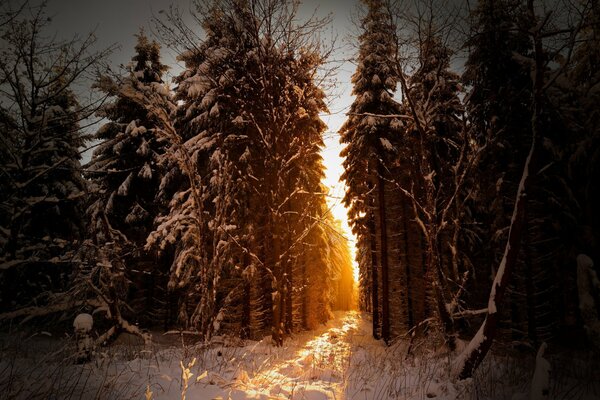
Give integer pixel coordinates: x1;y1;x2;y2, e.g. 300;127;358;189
0;0;355;347
0;0;599;381
342;0;600;378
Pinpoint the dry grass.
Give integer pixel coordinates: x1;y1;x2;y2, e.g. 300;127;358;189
1;314;599;400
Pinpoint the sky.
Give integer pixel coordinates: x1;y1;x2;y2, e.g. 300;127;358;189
46;0;361;272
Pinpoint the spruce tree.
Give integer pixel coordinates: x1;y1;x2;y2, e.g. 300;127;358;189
3;80;86;308
463;0;577;346
0;8;94;310
340;0;402;342
152;2;263;334
403;29;466;348
151;0;332;342
566;0;600;262
85;31;172;326
462;0;535;343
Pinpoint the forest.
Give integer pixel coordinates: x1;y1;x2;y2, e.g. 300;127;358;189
0;0;599;399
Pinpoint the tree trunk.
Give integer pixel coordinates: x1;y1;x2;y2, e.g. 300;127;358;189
271;216;284;346
301;255;308;329
368;201;381;340
241;251;251;339
431;239;456;351
285;261;293;334
377;162;391;343
401;197;415;329
524;215;539;347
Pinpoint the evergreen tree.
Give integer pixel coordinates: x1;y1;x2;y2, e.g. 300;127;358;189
566;0;600;263
461;0;534;342
455;0;597;378
151;0;333;342
463;0;576;347
550;0;600;347
85;31;172;326
0;6;97;310
151;1;263;334
402;28;466;348
340;0;402;343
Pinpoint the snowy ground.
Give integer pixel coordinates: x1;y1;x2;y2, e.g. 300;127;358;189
1;311;599;399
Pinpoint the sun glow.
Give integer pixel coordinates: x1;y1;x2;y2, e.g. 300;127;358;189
320;111;360;286
234;311;361;398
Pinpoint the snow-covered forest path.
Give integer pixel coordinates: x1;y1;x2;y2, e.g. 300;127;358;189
228;311;370;399
170;310;404;400
193;310;466;400
4;311;474;399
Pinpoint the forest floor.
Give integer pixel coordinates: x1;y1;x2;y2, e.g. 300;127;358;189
1;311;599;399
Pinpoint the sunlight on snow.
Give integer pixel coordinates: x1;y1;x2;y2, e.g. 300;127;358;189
236;311;361;399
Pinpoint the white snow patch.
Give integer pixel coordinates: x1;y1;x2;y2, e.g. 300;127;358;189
73;313;93;333
139;163;153;180
117;172;135;196
530;342;550;400
379;137;393;151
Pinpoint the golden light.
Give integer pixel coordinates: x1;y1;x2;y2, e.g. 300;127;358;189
320;112;360;286
233;311;361;398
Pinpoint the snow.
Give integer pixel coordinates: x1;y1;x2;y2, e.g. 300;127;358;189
379;90;392;102
213;310;224;332
73;313;93;333
117;172;134;196
131;125;147;137
297;107;308;118
139;163;153;180
0;311;593;399
452;321;487;377
201;88;217;109
577;253;594;270
125;120;138;135
209;102;220;117
379;137;393;151
529;342;550;400
150;82;170;97
239;147;251;162
186;77;210;98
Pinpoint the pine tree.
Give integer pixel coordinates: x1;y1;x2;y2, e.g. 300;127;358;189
340;0;402;343
0;6;97;310
461;0;535;342
151;1;265;334
151;0;332;342
402;28;466;348
85;31;172;327
566;0;600;263
463;0;577;347
455;0;596;378
549;0;600;346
